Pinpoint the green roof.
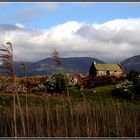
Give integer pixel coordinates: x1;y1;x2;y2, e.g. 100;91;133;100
95;64;123;72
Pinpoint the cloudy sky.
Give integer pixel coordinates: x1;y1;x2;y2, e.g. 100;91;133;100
0;2;140;63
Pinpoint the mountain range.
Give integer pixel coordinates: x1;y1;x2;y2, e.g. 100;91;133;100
14;57;104;76
120;55;140;74
1;55;140;76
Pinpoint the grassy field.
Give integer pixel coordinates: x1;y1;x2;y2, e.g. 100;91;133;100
0;85;140;137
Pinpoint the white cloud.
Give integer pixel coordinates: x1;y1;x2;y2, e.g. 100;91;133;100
15;23;25;28
93;18;140;31
0;18;140;63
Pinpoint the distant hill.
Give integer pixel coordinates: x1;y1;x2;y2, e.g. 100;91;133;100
14;61;36;76
13;57;104;76
121;54;140;73
1;55;140;76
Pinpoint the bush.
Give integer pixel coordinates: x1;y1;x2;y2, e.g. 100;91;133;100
127;70;139;81
82;76;123;88
43;72;68;94
133;78;140;97
112;80;134;99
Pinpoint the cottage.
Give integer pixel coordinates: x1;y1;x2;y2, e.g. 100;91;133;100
89;62;124;77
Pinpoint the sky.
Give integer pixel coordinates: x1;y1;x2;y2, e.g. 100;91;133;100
0;2;140;63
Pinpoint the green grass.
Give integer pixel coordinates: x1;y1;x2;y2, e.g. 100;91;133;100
0;85;140;108
69;85;114;99
68;85;140;108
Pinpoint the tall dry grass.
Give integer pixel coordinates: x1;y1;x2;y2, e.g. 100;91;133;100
0;97;139;137
0;42;26;137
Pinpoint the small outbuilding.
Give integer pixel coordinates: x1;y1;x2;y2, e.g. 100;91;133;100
89;62;124;77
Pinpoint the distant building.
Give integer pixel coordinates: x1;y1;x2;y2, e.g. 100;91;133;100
89;62;124;77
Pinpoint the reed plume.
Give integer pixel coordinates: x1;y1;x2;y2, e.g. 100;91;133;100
52;48;61;66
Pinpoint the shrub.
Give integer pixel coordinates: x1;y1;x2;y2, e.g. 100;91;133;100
133;78;140;97
43;72;68;94
127;70;139;81
112;80;134;99
81;75;123;88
